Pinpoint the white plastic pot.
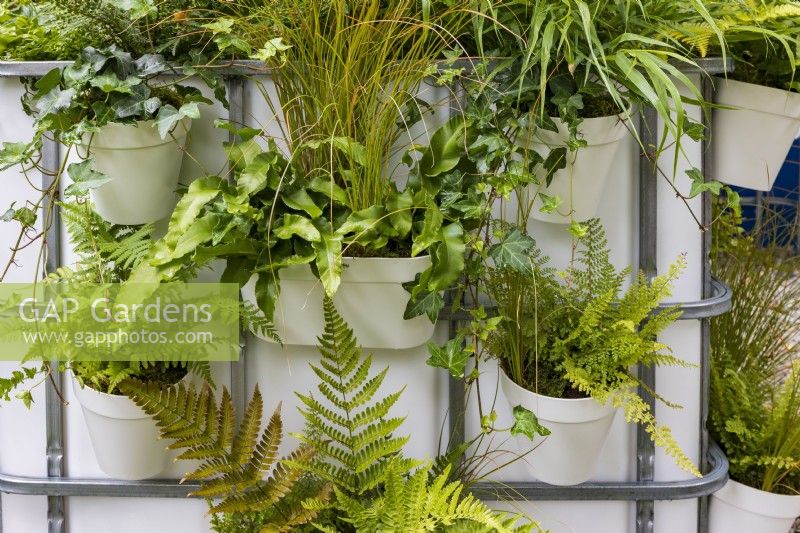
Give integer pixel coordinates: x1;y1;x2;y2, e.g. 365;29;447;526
84;118;191;225
499;367;618;486
709;479;800;533
242;256;435;349
71;374;176;480
713;78;800;191
517;112;631;224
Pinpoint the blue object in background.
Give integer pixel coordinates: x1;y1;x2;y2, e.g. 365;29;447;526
734;137;800;248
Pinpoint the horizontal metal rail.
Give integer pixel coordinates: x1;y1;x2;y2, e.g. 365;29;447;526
0;60;267;77
0;442;728;500
470;442;728;502
443;277;732;322
0;473;199;498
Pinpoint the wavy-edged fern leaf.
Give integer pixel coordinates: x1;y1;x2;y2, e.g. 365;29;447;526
122;380;330;531
291;296;419;497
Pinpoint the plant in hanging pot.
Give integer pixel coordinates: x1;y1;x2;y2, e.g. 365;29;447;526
0;201;223;480
0;45;211;225
708;203;800;532
666;0;800;191
129;113;487;350
474;219;697;485
461;0;718;224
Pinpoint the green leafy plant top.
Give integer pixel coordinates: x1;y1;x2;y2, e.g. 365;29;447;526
128;116;486;323
479;219;698;476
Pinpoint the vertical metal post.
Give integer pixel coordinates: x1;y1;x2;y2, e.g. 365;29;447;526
698;76;714;533
41;135;65;533
225;77;248;420
636;107;659;533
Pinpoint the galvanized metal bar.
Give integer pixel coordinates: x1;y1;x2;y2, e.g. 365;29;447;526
0;473;199;498
41;135;65;533
439;277;731;323
225;76;248;422
0;442;728;501
471;442;728;501
637;105;659;533
0;60;268;78
698;74;715;533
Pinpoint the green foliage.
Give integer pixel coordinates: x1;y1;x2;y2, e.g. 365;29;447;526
0;365;42;407
126;297;538;531
129;117;486;323
292;296;418;497
710;203;800;493
0;0;233;60
663;0;800;90
335;460;534;533
483;219;698;476
122;380;330;531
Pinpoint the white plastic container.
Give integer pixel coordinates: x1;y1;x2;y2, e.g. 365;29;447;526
71;374;176;480
713;78;800;191
242;256;435;349
85;118;191;225
709;478;800;533
517;112;632;224
499;367;618;486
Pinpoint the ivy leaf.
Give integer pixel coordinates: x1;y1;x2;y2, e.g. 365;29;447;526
4;206;36;228
89;74;141;94
313;233;343;296
35;87;76;116
412;204;443;257
215;34;252;55
687;168;723;198
63;62;92;86
0;142;33;170
538;193;561;214
542;147;568;186
153;105;187;139
253;38;292;61
134;54;168;76
568;220;588;238
202;18;234;34
404;285;444;322
142;97;161;116
419;116;470;177
33;68;62;96
426;336;470;378
274;214;321;242
15;390;33;409
64;160;112;197
510;405;551;440
488;228;535;271
113;97;143;118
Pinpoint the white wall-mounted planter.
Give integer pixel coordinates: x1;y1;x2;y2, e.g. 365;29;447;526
499;367;618;486
242;256;435;349
71;375;175;481
709;479;800;533
713;78;800;191
517;112;631;224
85;118;191;225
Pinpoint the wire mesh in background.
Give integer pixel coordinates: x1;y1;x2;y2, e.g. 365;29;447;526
736;137;800;250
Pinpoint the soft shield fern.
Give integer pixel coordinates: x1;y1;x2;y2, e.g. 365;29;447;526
291;296;419;496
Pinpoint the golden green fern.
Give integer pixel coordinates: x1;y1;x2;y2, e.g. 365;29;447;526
332;459;537;533
122;380;330;532
291;296;419;496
